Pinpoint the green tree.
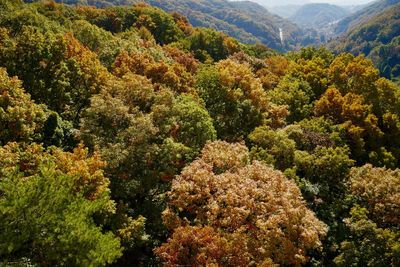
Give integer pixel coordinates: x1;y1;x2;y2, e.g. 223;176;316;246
132;3;184;45
154;95;217;152
248;126;296;171
68;19;137;68
286;117;344;152
0;142;139;266
267;76;314;123
0;165;122;266
0;26;111;123
187;28;239;62
294;146;355;208
335;206;400;267
288;55;330;98
196;59;283;141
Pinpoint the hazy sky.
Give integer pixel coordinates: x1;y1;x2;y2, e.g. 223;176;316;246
308;0;373;4
232;0;375;7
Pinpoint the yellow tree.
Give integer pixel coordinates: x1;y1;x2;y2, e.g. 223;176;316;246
196;59;287;140
0;68;47;145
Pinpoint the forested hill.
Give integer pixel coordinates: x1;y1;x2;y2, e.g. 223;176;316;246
329;3;400;81
334;0;400;35
48;0;322;51
141;0;284;49
290;3;349;28
1;0;400;266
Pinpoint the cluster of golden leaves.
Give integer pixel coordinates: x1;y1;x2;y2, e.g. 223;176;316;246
215;59;288;129
64;33;112;95
0;68;47;144
158;141;327;266
217;59;268;111
113;50;195;93
0;142;109;200
350;164;400;226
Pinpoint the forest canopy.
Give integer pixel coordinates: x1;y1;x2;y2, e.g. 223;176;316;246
0;0;400;266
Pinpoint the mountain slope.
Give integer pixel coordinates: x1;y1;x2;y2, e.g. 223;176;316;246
329;3;400;80
142;0;320;51
52;0;321;51
290;3;349;28
334;0;400;35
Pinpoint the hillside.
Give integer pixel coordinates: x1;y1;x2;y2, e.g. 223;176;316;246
334;0;400;35
329;3;400;80
290;3;349;28
228;1;321;48
143;0;324;51
50;0;322;51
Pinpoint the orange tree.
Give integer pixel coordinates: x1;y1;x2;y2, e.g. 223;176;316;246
156;141;327;266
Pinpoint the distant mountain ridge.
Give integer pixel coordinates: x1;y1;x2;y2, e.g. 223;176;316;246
290;3;349;28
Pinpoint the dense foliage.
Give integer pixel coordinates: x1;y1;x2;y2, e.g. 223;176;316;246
1;0;400;266
157;141;327;266
49;0;323;51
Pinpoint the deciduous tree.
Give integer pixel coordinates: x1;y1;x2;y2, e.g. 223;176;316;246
158;141;327;266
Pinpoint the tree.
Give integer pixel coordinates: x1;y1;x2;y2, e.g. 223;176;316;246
328;54;379;98
0;165;122;266
196;60;284;141
0;142;144;266
348;164;400;227
0;68;47;145
154;95;217;152
335;206;400;267
288;47;334;67
113;50;195;94
334;165;400;266
0;26;111;123
291;145;355;265
74;3;184;45
288;56;330;98
294;146;354;211
80;78;216;263
267;76;314;123
315;87;382;162
155;226;249;266
162;45;199;74
187;28;239;62
132;3;184;45
158;141;327;266
286;117;344;152
248;126;296;171
79;92;159;200
68;19;137;68
80;85;215;197
256;55;289;90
